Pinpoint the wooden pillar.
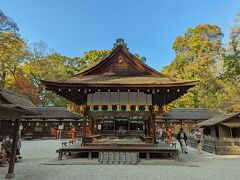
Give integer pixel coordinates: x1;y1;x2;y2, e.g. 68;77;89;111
5;119;20;179
152;114;156;144
128;116;130;132
146;152;150;160
89;117;92;135
230;128;233;138
82;116;86;143
147;117;151;137
88;151;92;159
43;119;46;137
144;118;147;136
113;118;116;135
82;93;87;144
92;118;95;135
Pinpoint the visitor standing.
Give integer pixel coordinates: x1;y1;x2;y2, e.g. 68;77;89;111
2;135;12;160
0;140;7;167
16;137;23;159
71;126;76;142
177;128;188;153
194;129;204;154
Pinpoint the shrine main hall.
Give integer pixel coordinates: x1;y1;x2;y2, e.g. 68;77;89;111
42;39;198;162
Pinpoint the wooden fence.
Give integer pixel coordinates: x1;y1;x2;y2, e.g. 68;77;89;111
188;135;240;155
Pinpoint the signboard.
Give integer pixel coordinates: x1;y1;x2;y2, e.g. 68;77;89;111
58;125;64;130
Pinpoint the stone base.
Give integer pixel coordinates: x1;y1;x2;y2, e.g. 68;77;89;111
5;173;15;179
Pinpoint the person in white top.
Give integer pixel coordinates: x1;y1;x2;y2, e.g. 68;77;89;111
194;129;204;154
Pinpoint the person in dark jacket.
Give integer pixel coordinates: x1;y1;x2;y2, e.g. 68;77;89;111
177;128;188;153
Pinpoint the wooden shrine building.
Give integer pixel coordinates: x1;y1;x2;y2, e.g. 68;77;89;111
0;88;36;178
156;108;217;136
42;39;198;161
0;89;82;139
187;113;240;155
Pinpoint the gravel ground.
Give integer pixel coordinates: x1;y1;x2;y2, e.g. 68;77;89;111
1;140;240;180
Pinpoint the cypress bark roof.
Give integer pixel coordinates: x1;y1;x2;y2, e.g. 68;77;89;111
44;75;197;86
197;112;240;126
42;39;198;88
0;88;36;108
0;88;36;120
23;107;81;119
158;108;217;120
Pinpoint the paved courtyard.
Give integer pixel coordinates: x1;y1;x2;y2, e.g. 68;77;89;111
1;140;240;180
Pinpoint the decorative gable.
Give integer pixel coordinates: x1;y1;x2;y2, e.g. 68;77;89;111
73;38;162;77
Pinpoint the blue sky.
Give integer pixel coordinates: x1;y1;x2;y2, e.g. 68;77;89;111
1;0;239;70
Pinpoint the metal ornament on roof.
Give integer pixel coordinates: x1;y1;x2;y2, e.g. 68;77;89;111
98;105;102;111
117;104;121;111
145;93;149;112
107;104;112;111
145;105;149;112
90;105;94;111
153;104;159;112
126;104;131;112
89;94;94;112
112;38;128;50
135;105;140;112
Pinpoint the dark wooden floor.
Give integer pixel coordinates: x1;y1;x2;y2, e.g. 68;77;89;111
57;142;179;160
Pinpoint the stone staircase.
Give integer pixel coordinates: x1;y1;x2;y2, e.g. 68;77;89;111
99;152;139;164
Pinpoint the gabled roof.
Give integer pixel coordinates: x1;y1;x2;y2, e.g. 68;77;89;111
42;39;198;105
0;88;36;120
23;107;81;119
72;44;163;77
197;112;240;127
158;108;217;120
42;39;198;88
0;88;36;108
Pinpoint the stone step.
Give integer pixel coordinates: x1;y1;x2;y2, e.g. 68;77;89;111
99;152;139;164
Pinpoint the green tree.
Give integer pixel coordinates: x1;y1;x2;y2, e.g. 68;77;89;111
0;32;29;88
162;24;224;109
25;43;113;106
219;11;240;112
24;42;71;106
224;11;240;81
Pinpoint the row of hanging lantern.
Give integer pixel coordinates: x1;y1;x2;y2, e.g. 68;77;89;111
59;88;180;93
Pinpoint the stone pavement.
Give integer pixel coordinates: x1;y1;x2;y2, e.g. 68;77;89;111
0;140;240;180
